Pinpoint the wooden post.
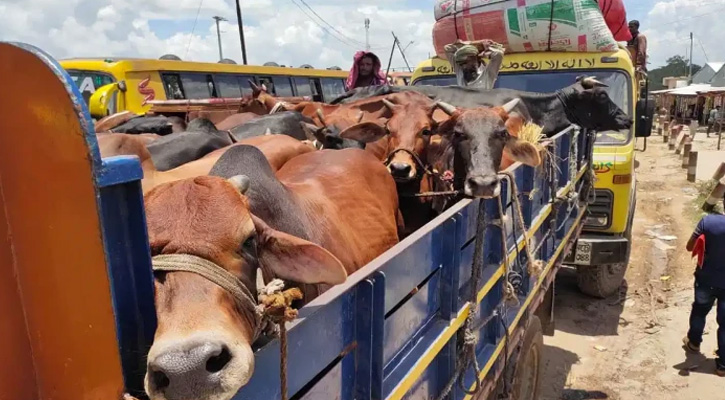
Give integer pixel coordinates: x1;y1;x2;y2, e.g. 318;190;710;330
703;176;725;212
688;151;699;182
664;121;671;143
682;137;693;169
668;126;681;151
675;133;689;155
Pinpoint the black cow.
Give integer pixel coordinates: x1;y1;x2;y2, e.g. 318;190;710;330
332;77;632;137
146;112;315;171
228;111;313;141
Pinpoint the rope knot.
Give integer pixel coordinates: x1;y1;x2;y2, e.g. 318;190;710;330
258;279;303;324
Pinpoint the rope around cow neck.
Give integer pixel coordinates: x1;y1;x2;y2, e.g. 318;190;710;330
151;254;301;400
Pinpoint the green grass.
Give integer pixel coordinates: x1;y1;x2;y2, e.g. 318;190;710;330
687;179;723;224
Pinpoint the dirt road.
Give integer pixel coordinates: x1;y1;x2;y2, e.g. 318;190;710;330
541;130;724;400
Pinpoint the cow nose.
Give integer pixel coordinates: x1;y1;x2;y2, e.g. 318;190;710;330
465;175;500;198
389;162;413;180
148;341;232;398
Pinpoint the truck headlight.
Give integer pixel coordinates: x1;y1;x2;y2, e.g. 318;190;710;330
585;214;609;228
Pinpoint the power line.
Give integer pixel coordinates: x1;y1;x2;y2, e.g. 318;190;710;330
658;4;725;27
288;0;359;49
185;0;205;58
697;38;709;62
298;0;367;47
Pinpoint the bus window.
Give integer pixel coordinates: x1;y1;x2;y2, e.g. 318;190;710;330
180;73;214;99
320;78;346;102
162;73;185;99
293;77;313;98
236;75;257;96
272;76;294;97
310;78;323;102
214;74;242;98
257;77;275;95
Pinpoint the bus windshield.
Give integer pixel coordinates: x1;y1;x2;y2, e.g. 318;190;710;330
414;70;632;145
66;70;115;104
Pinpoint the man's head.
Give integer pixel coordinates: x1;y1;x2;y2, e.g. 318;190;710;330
358;55;375;78
454;45;482;83
629;20;640;35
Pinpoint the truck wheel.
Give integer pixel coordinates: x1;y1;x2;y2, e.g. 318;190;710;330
510;316;543;400
576;263;627;298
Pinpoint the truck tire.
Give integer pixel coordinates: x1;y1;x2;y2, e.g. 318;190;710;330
510;316;543;400
576;262;627;298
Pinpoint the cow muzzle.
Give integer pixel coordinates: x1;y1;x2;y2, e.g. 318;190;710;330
464;175;501;199
145;333;254;400
386;150;419;182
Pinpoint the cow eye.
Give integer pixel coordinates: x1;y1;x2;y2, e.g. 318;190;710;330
241;235;257;254
421;128;432;136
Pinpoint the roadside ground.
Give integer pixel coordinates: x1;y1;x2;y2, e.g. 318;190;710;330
541;129;724;400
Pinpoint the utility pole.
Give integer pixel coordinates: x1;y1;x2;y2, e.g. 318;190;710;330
212;16;226;61
689;32;694;84
391;31;412;72
235;0;248;65
365;18;371;51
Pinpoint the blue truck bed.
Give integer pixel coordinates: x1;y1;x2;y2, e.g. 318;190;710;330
0;42;594;400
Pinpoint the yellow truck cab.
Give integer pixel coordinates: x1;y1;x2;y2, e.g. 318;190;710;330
412;47;653;297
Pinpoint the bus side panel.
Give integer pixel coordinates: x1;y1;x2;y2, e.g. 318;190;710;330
0;42;125;398
124;70;166;114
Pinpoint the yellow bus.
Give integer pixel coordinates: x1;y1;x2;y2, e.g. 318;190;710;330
60;58;349;116
411;46;653;298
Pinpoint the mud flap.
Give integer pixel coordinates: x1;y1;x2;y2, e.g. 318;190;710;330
535;278;556;336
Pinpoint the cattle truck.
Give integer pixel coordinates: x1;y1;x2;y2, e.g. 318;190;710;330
411;45;654;298
1;42;597;400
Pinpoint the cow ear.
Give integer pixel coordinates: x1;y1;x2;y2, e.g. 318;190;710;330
251;215;347;285
504;137;541;167
505;112;524;137
300;122;325;143
339;122;387;143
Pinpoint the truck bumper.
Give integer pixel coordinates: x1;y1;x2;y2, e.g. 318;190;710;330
565;235;629;266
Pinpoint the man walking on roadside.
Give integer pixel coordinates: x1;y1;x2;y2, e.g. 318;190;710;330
707;106;721;137
684;199;725;376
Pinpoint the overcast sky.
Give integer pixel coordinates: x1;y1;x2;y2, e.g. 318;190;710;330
1;0;723;71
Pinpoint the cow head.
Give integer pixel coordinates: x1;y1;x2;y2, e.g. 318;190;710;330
299;121;368;150
563;76;632;132
144;176;347;400
186;117;220;134
337;98;445;182
436;99;541;198
237;81;275;115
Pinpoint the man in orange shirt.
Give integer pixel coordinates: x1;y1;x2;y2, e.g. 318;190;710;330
628;20;648;72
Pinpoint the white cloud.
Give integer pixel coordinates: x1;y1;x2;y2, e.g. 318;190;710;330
643;0;725;68
0;0;434;71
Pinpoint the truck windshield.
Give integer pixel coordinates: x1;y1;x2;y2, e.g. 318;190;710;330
414;70;632;145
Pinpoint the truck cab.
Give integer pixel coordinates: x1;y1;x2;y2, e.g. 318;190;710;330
411;47;652;297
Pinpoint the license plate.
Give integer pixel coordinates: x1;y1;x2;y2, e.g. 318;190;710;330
573;241;592;265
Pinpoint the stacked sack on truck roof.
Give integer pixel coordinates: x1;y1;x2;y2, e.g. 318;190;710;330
432;0;630;57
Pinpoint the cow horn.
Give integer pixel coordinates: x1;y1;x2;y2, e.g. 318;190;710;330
580;76;608;89
382;98;396;111
357;111;364;123
264;128;272;135
316;109;328;126
501;98;520;113
434;101;458;116
228;175;251;194
249;79;260;92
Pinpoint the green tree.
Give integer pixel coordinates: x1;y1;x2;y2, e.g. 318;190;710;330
648;55;702;91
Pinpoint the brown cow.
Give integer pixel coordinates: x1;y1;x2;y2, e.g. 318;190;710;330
143;147;399;400
97;133;313;194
